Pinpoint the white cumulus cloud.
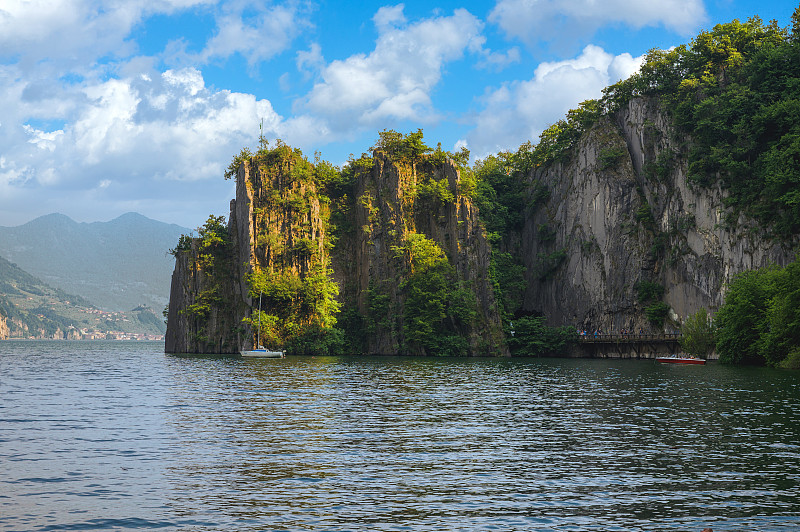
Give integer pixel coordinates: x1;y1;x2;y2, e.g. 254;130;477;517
466;45;645;158
0;64;285;225
0;0;213;73
489;0;707;47
373;4;407;30
298;7;484;133
200;2;309;66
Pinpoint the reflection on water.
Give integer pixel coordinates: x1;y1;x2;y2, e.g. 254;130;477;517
1;341;798;531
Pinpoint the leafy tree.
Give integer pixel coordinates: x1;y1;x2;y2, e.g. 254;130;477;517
598;145;627;170
417;176;455;204
245;264;340;354
395;233;478;356
715;266;780;365
327;154;370;244
313;157;340;188
635;280;670;327
473;151;526;240
224;147;253;180
286;323;345;356
680;308;716;357
372;129;432;162
169;234;193;256
489;251;526;321
793;5;800;42
645;301;670;326
506;315;576;357
403;259;450;351
715;256;800;367
392;232;447;273
761;258;800;367
637;281;665;302
197;215;230;266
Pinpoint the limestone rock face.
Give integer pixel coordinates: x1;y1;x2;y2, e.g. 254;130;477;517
333;152;506;355
523;97;795;332
165;97;791;352
522;117;645;332
165;151;326;354
164;238;245;354
166;149;506;355
0;314;8;340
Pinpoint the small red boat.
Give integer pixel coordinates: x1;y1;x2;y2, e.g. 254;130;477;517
656;355;706;365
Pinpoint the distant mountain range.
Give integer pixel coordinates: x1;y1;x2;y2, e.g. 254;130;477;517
0;254;166;339
0;212;190;313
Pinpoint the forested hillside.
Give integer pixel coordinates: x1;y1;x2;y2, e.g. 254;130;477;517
602;12;800;240
0;256;165;339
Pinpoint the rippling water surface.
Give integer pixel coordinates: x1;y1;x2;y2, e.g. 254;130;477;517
1;341;798;531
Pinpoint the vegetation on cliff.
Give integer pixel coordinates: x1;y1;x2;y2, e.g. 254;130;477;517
169;214;243;350
506;316;575;357
600;8;800;366
492;8;799;240
601;9;800;240
168;129;508;355
470;136;576;356
245;142;342;355
679;308;717;358
478;7;800;363
341;130;504;356
636;281;669;327
181;215;233;327
392;233;479;356
246;266;341;354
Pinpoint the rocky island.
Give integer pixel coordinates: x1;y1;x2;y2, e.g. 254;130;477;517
166;14;799;364
166;134;506;356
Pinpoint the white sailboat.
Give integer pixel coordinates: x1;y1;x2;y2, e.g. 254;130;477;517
240;292;285;358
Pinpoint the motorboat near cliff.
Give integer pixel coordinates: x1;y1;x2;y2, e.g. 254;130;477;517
241;347;285;358
656;354;706;365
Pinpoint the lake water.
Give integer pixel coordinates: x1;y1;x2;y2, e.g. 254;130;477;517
1;341;798;531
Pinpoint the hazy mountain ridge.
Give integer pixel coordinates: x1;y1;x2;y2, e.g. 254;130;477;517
0;212;190;312
0;255;165;339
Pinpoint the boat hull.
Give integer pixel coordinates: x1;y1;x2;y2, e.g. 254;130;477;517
656;356;705;365
241;349;285;358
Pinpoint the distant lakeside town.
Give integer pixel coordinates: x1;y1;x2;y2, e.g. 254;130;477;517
0;305;166;342
7;335;165;341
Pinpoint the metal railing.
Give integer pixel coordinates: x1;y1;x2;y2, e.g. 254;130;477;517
577;333;681;343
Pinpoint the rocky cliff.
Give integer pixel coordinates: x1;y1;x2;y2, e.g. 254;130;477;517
165;144;506;355
165;145;329;354
522;96;795;332
0;314;8;340
164;236;247;353
334;152;505;355
166;98;796;354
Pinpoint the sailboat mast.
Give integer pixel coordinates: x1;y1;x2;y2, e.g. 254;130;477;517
256;291;262;348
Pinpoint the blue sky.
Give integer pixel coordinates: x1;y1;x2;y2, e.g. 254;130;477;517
0;0;794;230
